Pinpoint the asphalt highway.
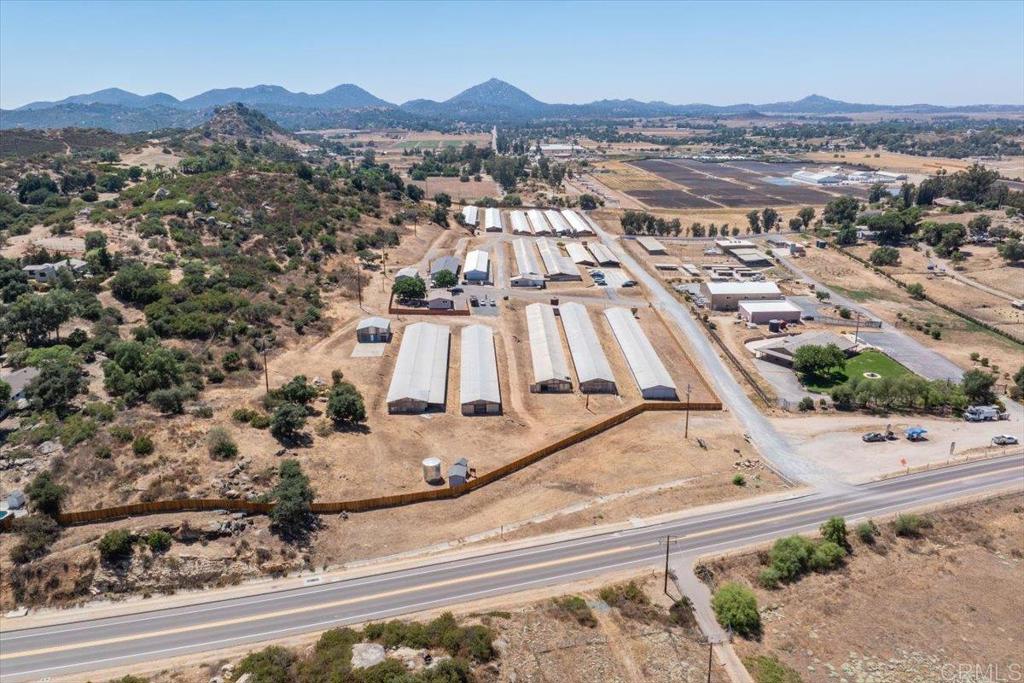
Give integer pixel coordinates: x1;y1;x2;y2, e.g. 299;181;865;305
1;454;1020;682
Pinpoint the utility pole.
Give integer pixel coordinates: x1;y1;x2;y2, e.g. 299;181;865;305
854;311;862;344
684;383;692;439
356;263;363;311
707;639;714;683
663;534;672;595
260;337;270;393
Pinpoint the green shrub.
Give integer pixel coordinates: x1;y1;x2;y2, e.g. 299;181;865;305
26;471;66;517
233;645;296;683
148;387;185;414
757;566;783;589
145;530;172;552
232;407;258;423
109;425;134;442
60;414;98;448
552;595;597;627
711;583;761;638
820;517;848;548
84;401;116;422
768;535;815;582
207;426;238;460
808;540;846;571
132;434;154;456
9;514;61;563
894;514;930;537
98;529;135;561
95;445;113;459
250;414;271;429
855;521;877;544
797;397;815;412
745;654;804;683
732;473;746;486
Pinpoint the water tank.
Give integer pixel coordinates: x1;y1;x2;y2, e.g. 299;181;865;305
422;458;442;484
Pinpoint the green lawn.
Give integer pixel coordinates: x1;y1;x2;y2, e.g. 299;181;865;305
801;349;910;393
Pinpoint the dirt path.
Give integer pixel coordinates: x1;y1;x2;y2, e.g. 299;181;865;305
593;609;646;682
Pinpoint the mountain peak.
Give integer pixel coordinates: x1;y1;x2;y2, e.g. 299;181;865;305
446;79;542;107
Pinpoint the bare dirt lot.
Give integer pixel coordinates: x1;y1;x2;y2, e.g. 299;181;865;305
704;494;1024;683
410;175;502;202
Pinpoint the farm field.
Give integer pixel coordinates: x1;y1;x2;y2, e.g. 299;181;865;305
805;149;1024;178
409;175;502;202
705;495;1024;683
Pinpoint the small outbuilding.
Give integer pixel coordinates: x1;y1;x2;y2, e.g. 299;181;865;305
426;290;455;310
738;300;802;324
448;458;470;487
356;317;392;342
637;236;666;254
394;266;420;282
700;281;783;310
464;249;490;282
430;255;461;279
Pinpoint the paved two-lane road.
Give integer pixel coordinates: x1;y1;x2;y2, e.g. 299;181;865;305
1;454;1020;682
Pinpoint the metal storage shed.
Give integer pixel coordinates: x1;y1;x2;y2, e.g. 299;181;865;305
603;308;677;400
559;302;616;394
637;236;666;254
386;323;451;413
483;207;503;232
460;324;501;415
356;317;392;343
565;242;595;266
526;303;572;393
461;206;479;226
537;239;581;281
509;210;531;235
513;238;542;277
464;249;490;282
587;243;619;266
561;209;594;236
527;209;552;235
544;209;573;236
448;458;470;487
700;281;783;310
738;300;802;324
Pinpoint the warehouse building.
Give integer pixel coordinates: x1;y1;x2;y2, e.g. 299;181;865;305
356;317;392;343
525;303;572;393
527;209;552;235
509;210;531;235
460;324;501;415
461;206;479;226
715;239;756;253
603;308;677;400
561;209;594;236
544;209;573;236
637;236;666;254
738;300;802;324
730;248;772;267
700;281;783;310
559;302;616;393
430;255;461;279
464;249;490;282
483;207;503;232
587;243;619;266
565;242;595;265
386;323;451;413
537;239;581;280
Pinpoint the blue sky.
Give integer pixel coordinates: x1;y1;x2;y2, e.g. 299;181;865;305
1;0;1022;109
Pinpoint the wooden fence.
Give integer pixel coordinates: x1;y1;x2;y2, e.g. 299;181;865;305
53;400;721;527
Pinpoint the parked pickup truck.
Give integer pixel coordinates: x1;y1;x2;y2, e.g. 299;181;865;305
964;405;1009;422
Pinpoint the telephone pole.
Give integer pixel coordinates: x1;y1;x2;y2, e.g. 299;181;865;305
684;383;692;438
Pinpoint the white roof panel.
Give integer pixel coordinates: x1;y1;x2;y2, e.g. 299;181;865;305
536;238;580;280
386;323;450;406
559;302;615;386
509;210;531;234
357;316;391;330
461;206;479;225
526;304;571;386
565;242;594;265
465;249;489;276
587;243;619;265
561;209;594;235
460;324;500;406
637;236;666;253
513;238;542;276
603;308;677;399
527;209;551;235
544;209;573;236
483;207;503;231
704;281;781;296
738;300;802;313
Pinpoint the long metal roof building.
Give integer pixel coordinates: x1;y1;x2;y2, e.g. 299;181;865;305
561;209;594;236
464;249;490;281
603;308;677;400
587;243;620;266
544;210;573;236
483;207;503;232
637;236;666;254
460;324;501;415
525;303;572;393
386;322;451;413
509;210;531;235
536;239;581;280
461;206;479;226
559;302;616;393
512;238;542;276
527;209;551;235
565;242;595;265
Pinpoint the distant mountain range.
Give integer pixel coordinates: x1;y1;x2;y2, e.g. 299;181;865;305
2;78;1021;132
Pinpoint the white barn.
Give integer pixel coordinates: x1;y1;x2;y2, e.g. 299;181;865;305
509;210;531;235
561;209;594;236
559;302;616;393
461;206;479;226
565;242;595;266
460;324;501;415
603;308;677;400
637;236;666;254
700;281;783;310
483;207;503;232
386;323;451;413
525;304;572;393
738;300;802;324
544;209;573;236
537;239;581;281
527;209;552;235
356;317;392;343
464;249;490;282
587;243;619;266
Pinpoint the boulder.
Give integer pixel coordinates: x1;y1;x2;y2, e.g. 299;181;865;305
351;643;386;670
